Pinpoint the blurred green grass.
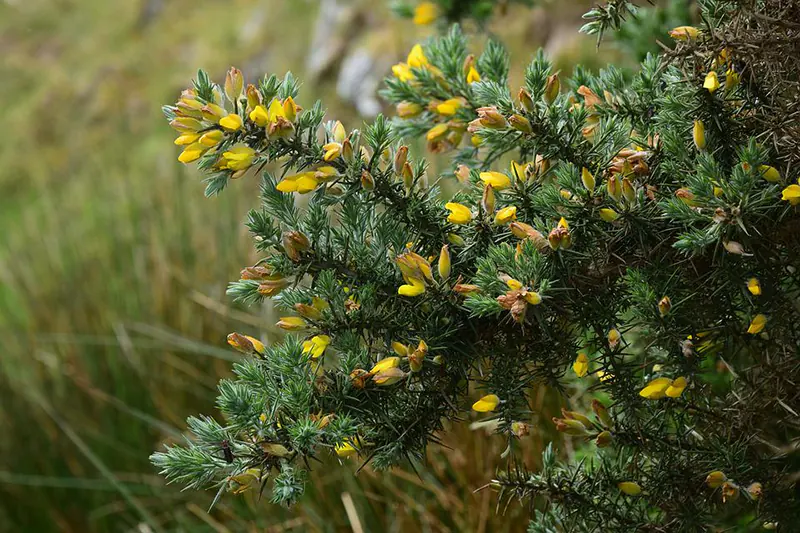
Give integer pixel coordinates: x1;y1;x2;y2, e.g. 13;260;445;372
0;0;606;530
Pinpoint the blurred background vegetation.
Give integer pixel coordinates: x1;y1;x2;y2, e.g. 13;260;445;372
0;0;685;530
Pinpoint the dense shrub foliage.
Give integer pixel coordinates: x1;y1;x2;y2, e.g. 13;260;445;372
153;1;800;529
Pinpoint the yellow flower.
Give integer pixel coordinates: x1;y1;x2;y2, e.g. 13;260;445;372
221;146;256;171
466;66;481;83
572;352;589;377
599;208;620;222
721;481;740;503
658;296;672;317
618;482;642;496
407;44;429;69
438;245;451;279
436;98;461;116
335;440;359;458
249;105;269;127
413;2;439;25
759;165;780;182
479;171;511;190
665;376;688;398
276;316;307;331
426;123;448;141
445;202;472;224
174;133;201;146
706;471;727;488
693;120;706;150
398;277;426;297
506;278;523;291
219;113;243;131
370;357;400;374
725;69;739;91
639;377;673;400
276;172;319;194
302;335;331;359
669;26;701;40
227;332;266;355
781;183;800;205
525;291;542;305
392;63;414;82
322;142;342;162
746;482;763;501
372;367;406;386
199;130;224;147
703;71;720;93
607;327;621;349
581;168;595;192
472;394;500;412
494;206;517;225
178;143;206;163
396;101;422;118
747;314;767;334
747;278;761;296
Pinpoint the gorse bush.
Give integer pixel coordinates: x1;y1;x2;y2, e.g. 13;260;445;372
152;0;800;530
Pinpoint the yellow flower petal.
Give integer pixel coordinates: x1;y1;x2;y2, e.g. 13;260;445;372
398;277;426;297
219;113;243;131
445;202;472;224
703;71;720;93
494;206;517;225
472;394;500;412
572;353;589;377
639;377;672;400
618;481;642;496
665;376;687;398
747;314;767;334
479;171;511;190
747;278;761;296
370;356;400;374
413;2;439;25
781;183;800;204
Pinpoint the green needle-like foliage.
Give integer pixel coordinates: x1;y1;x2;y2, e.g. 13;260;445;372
153;1;800;530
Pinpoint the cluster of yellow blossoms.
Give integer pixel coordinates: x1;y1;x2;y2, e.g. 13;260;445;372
705;470;763;505
170;68;302;178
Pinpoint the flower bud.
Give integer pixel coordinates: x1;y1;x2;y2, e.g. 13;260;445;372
618;482;642;496
294;303;322;320
455;164;470;184
607;175;622;202
402;161;414;190
621;177;636;203
476;106;507;129
396;101;422;118
747;482;763;501
360;169;375;191
393;146;408;175
552;417;590;436
511;421;530;438
518;87;534;112
341;138;354;163
245;84;261;113
544;73;560;104
705;471;727;488
581;168;595;192
599;208;620;222
438;245;451;279
693;120;706;150
227;332;266;355
747;278;761;296
509;114;532;133
282;231;311;262
225;67;244;103
595;431;613;448
658;296;672;317
592;400;613;428
481;184;496;215
276;316;307;331
721;481;740;503
257;278;289;296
